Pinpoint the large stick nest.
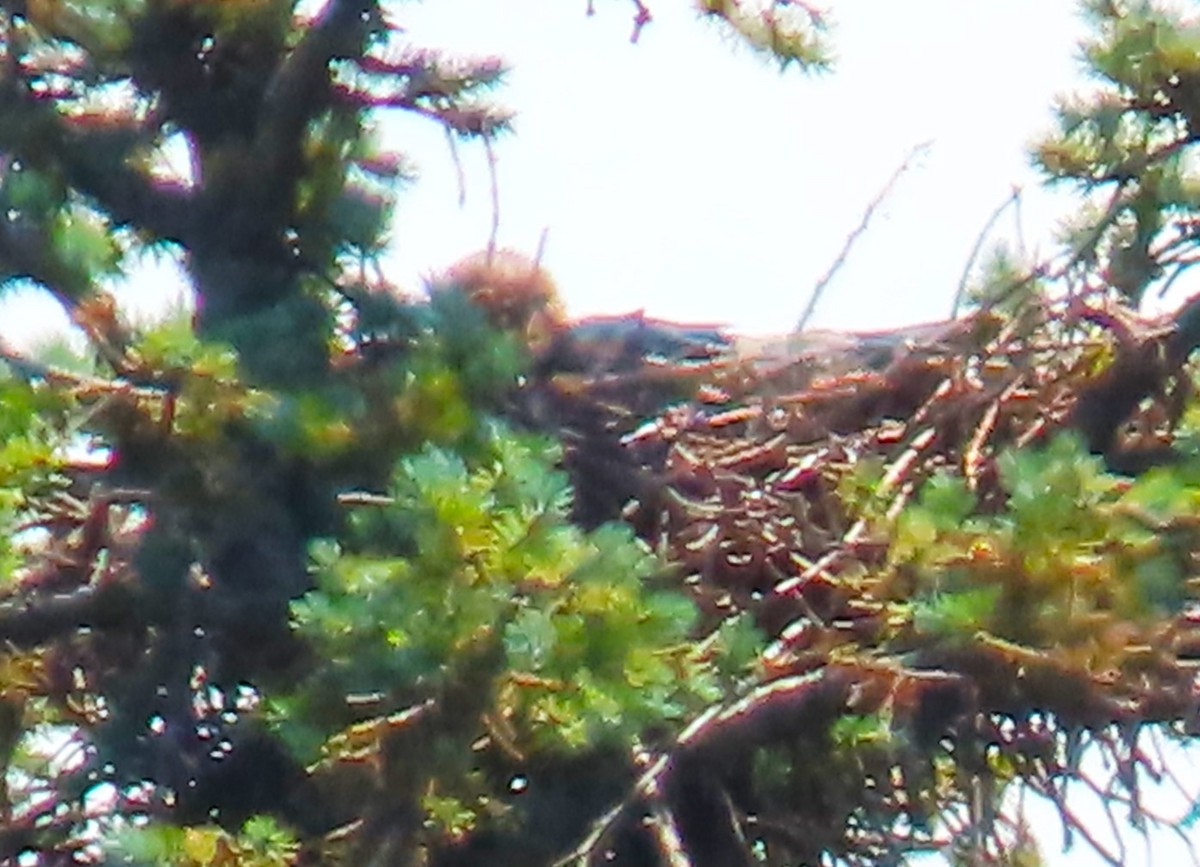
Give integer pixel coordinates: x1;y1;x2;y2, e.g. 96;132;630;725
523;294;1200;866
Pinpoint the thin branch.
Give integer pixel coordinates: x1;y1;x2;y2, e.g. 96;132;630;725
1013;183;1029;261
795;140;931;332
484;133;501;263
951;185;1023;319
646;803;693;867
629;0;652;42
336;491;395;506
557;668;857;866
967;183;1133;317
1028;779;1124;867
1157;256;1200;300
444;123;467;207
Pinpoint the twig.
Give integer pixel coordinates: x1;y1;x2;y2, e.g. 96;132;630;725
951;185;1023;319
1073;769;1132;866
966;183;1131;319
1013;184;1029;261
647;804;693;867
1029;779;1124;867
629;0;652;42
336;491;395;506
484;133;501;263
444;124;467;207
1156;256;1200;300
963;379;1021;491
795;140;932;332
1056;183;1131;284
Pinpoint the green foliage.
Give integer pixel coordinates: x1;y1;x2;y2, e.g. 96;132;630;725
51;201;123;283
697;0;834;70
134;314;237;376
1032;0;1200;304
284;422;720;759
963;243;1043;314
829;712;892;750
0;369;72;583
891;432;1198;664
105;816;299;867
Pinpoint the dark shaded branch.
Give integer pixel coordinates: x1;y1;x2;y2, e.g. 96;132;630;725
559;667;858;866
55;134;194;241
257;0;373;171
0;217;88;301
0;581;138;650
1069;290;1200;467
0;86;193;241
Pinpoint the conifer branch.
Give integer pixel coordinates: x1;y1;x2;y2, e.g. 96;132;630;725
559;668;857;867
259;0;374;171
0;220;132;372
0;581;137;650
0;85;193;241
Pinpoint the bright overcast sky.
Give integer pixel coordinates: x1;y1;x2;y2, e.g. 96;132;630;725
379;0;1092;334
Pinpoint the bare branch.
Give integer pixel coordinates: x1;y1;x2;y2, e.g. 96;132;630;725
484;134;501;262
558;668;857;866
795;140;931;332
444;124;467;207
629;0;652;42
951;185;1023;319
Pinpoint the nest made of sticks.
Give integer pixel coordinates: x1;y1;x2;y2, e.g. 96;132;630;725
527;295;1200;866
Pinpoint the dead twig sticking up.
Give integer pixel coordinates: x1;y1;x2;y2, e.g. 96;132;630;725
484;134;501;263
951;185;1023;319
795;140;932;332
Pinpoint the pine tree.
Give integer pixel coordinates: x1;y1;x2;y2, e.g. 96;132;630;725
3;3;1200;867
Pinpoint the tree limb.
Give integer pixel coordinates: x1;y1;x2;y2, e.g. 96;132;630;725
258;0;373;174
0;581;138;650
558;667;858;866
0;84;193;242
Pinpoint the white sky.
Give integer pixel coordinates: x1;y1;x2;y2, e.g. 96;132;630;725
3;3;1200;864
380;0;1093;334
